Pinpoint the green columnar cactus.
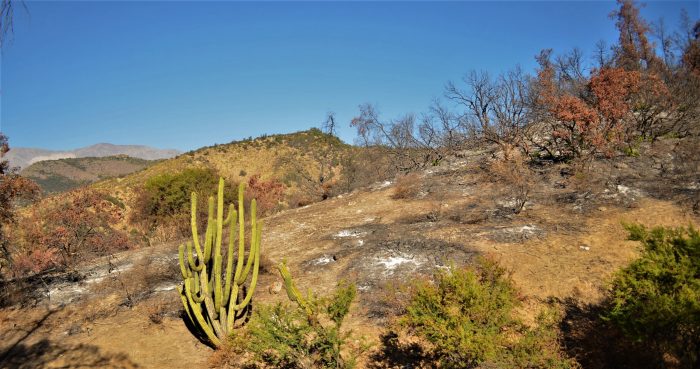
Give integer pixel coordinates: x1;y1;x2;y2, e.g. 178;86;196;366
178;178;262;347
277;261;318;326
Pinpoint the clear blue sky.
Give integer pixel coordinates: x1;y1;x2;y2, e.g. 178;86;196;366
1;1;697;151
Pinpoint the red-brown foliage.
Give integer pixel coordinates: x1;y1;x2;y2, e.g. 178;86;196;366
536;63;644;158
10;189;131;276
11;248;61;276
0;133;40;275
246;174;285;215
611;0;661;72
682;21;700;76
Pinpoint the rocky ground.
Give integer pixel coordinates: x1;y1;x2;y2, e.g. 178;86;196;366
1;138;698;368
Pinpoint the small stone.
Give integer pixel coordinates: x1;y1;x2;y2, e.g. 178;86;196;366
269;281;283;295
579;245;590;251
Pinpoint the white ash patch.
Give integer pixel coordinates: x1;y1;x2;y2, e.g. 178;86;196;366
514;225;539;234
483;224;544;243
616;184;643;197
375;252;423;275
47;262;135;306
497;198;527;210
684;182;699;190
48;284;86;306
84;262;134;285
334;229;367;238
371;180;393;190
154;283;178;292
313;255;335;265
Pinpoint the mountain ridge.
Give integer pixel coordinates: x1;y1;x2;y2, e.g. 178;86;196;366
21;155;158;193
5;143;181;169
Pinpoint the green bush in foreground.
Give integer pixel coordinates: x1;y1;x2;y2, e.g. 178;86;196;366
604;224;700;367
224;262;364;368
399;259;577;369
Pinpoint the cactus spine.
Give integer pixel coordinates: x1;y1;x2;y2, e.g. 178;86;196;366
178;178;261;347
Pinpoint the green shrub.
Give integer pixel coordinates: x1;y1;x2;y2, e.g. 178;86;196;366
398;259;577;369
141;168;218;218
604;224;700;367
134;168;236;232
227;263;365;368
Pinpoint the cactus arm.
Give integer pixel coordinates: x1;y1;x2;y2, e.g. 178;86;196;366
203;196;215;263
214;178;225;311
238;199;258;284
233;225;261;310
188;272;205;304
233;183;246;284
177;285;195;326
227;282;240;331
219;307;228;336
184;278;221;346
190;192;206;261
178;244;191;279
278;260;313;316
200;264;224;339
185;241;203;272
223;205;237;305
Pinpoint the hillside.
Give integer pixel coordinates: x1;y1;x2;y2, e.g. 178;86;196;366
92;129;367;225
5;143;181;170
21;155;157;193
1;138;698;368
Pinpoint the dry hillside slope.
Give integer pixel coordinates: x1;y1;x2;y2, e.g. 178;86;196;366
2;139;697;368
89;129;358;227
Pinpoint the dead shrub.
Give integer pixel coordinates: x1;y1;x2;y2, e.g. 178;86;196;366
392;173;422;200
337;148;396;194
145;300;166;325
258;254;276;275
246;174;285;215
287;192;314;208
487;149;535;214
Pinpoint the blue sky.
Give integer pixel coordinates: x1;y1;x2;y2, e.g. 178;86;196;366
1;1;697;151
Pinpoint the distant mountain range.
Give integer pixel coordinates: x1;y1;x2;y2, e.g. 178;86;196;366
4;143;181;169
22;155;158;193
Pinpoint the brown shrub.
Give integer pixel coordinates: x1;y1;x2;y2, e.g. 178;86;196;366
392;173;422;200
9;189;131;277
246;174;285;215
488;149;535;214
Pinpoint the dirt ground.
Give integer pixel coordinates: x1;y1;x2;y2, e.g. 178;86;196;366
1;141;698;368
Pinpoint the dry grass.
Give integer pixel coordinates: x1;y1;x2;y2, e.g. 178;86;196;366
392;173;422;200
